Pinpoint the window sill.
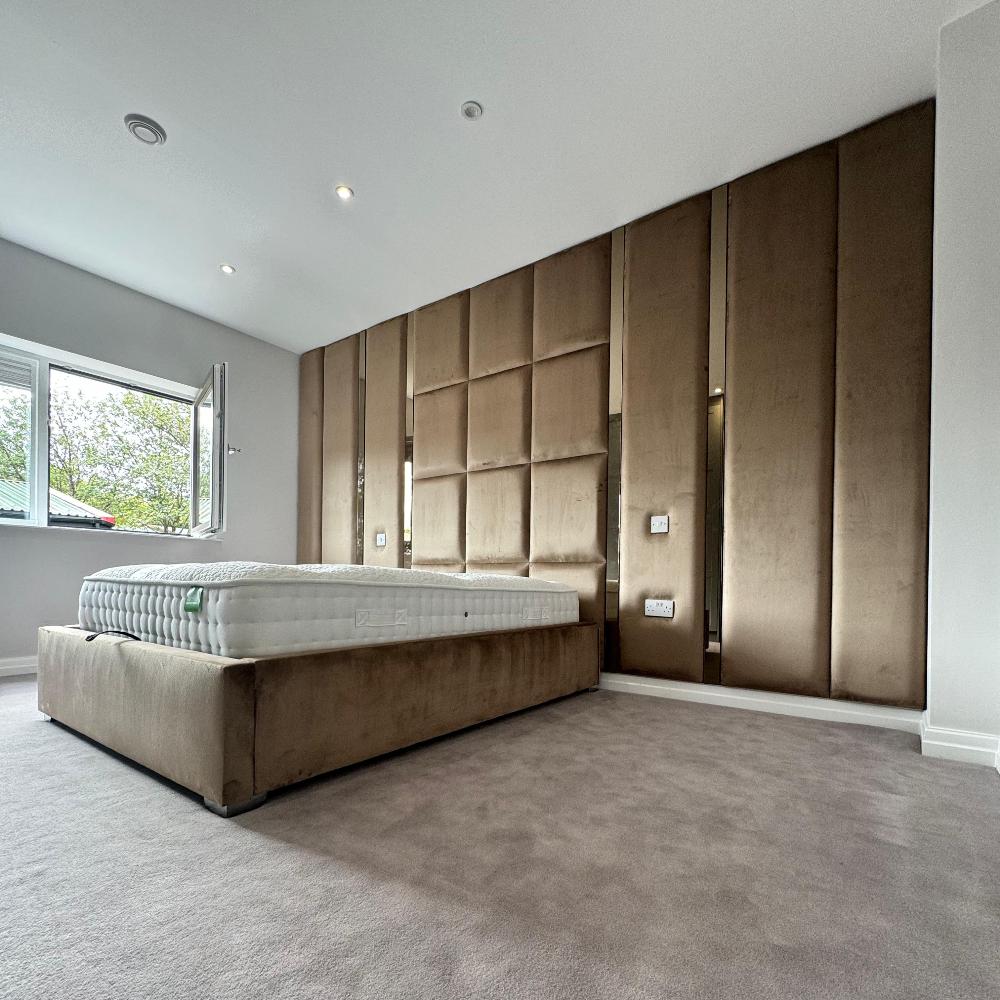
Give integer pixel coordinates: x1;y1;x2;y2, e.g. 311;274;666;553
0;520;223;542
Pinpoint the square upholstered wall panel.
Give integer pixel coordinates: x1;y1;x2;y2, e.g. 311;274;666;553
467;365;532;471
469;267;533;378
466;465;530;564
411;474;466;567
465;562;529;576
531;345;609;463
529;562;605;624
530;453;607;564
533;236;612;361
413;291;469;394
413;382;468;480
722;144;837;699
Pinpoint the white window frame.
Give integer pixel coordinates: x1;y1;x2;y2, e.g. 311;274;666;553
0;332;226;536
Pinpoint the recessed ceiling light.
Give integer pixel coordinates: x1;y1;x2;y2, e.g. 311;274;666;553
713;386;723;394
124;113;167;146
219;263;236;275
461;100;484;121
334;184;354;201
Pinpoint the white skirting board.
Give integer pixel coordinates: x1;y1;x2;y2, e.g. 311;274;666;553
600;672;1000;772
0;655;38;677
919;716;1000;770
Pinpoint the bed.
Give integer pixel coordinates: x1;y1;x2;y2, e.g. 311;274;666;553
38;562;600;816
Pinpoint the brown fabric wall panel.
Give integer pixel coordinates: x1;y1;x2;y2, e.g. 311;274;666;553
363;317;407;567
413;291;469;393
320;336;360;564
469;267;533;377
530;454;607;564
467;366;531;471
530;562;606;624
466;465;530;563
831;103;933;709
722;145;837;698
412;474;466;566
466;562;529;576
531;346;609;462
619;195;711;681
411;562;466;574
413;383;468;479
296;348;324;563
533;236;612;361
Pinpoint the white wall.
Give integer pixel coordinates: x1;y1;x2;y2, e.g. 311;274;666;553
0;239;299;661
924;0;1000;765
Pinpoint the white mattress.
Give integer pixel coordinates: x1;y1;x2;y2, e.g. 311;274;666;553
78;562;579;658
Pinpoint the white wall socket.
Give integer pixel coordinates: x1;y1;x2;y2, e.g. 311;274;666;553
644;599;675;618
650;515;670;534
375;531;387;548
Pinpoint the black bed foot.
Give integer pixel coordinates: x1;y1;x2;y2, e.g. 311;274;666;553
203;793;267;818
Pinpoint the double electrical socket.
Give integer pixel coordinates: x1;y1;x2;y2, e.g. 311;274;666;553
644;599;675;619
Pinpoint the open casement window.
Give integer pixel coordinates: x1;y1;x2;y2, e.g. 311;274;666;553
0;350;43;523
191;362;227;535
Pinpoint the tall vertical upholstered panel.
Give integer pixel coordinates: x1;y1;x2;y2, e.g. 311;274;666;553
363;316;407;567
321;336;360;564
296;348;324;563
831;103;933;708
529;237;610;624
722;145;837;697
619;195;711;680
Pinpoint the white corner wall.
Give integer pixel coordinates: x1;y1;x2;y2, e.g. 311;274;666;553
0;239;299;662
924;0;1000;768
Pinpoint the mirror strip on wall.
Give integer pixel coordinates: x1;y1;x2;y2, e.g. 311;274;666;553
355;330;366;564
704;185;727;684
606;227;625;670
404;312;415;568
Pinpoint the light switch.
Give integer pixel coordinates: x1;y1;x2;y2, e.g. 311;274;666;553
644;599;675;619
650;515;670;534
375;531;387;548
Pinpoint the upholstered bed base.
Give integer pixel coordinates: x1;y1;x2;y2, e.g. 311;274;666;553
36;622;599;815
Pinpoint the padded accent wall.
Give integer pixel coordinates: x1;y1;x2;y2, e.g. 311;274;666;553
831;101;933;708
529;236;610;623
296;348;324;563
412;292;469;571
619;195;712;680
363;316;407;567
321;336;360;564
722;145;838;697
409;242;610;621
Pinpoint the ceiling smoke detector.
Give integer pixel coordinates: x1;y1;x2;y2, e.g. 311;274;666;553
124;113;167;146
461;100;483;121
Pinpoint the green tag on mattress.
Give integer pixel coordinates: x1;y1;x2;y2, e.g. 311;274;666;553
184;586;204;613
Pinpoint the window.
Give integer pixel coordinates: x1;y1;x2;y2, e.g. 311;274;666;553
0;339;225;536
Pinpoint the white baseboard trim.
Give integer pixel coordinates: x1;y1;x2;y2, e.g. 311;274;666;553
919;716;1000;769
599;672;923;734
0;655;38;677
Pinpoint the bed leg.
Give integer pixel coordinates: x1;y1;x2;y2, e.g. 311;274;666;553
203;793;267;818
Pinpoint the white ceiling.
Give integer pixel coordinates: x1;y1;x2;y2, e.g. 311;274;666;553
0;1;973;354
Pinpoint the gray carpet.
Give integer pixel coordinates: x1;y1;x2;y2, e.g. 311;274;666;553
2;675;998;1000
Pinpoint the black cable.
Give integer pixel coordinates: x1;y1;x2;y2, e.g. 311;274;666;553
84;629;143;642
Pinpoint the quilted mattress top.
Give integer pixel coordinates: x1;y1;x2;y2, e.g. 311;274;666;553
84;561;577;593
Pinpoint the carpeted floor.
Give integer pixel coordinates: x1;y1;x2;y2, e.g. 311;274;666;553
2;675;998;1000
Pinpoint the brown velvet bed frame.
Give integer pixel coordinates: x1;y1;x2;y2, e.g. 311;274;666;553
36;622;600;816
